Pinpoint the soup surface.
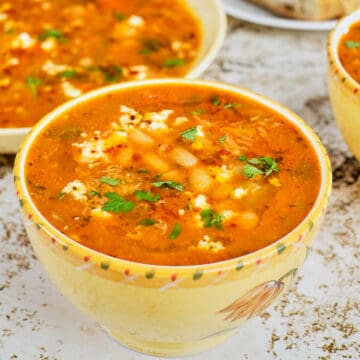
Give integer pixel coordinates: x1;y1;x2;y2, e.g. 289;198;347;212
338;20;360;83
0;0;200;128
26;83;321;266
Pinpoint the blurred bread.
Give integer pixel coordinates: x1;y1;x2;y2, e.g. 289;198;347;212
340;0;360;14
248;0;346;20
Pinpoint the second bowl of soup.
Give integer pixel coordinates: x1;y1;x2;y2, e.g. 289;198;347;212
14;79;331;357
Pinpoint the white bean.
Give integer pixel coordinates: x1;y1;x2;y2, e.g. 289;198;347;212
189;167;213;193
170;146;198;168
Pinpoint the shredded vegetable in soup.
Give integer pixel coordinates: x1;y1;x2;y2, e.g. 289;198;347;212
0;0;200;128
338;20;360;83
26;84;321;266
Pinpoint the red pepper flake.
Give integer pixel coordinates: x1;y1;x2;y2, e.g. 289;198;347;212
28;214;33;220
230;223;237;228
256;258;262;265
354;88;359;94
51;237;56;244
124;268;130;276
298;233;303;242
133;153;141;161
219;149;230;156
83;255;90;262
171;273;177;281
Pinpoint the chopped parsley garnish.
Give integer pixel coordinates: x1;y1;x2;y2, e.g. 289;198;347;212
152;180;184;192
191;109;205;116
180;127;198;142
114;11;125;21
90;190;100;197
58;191;66;200
26;76;42;97
211;95;221;106
100;65;123;82
135;190;160;203
58;70;79;79
224;103;240;109
200;209;223;229
102;192;135;213
138;218;157;226
219;135;227;143
163;58;186;68
39;29;67;43
137;168;150;174
238;155;279;179
99;177;119;186
169;223;181;240
345;40;360;49
140;38;163;55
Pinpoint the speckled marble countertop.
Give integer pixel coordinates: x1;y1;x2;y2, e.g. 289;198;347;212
1;18;360;360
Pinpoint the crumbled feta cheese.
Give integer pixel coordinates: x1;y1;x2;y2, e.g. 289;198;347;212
231;187;248;200
41;60;67;76
62;180;87;201
194;194;209;209
210;165;233;183
127;15;145;27
8;57;19;66
73;139;107;163
196;126;205;137
78;57;93;67
11;32;36;49
142;110;173;131
178;209;185;216
40;38;57;52
91;208;112;219
129;65;148;80
118;105;143;129
61;80;82;98
0;12;8;22
197;235;224;253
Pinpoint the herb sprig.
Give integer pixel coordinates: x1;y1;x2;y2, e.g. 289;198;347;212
238;155;279;179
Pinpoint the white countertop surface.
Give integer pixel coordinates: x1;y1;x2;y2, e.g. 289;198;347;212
1;17;360;360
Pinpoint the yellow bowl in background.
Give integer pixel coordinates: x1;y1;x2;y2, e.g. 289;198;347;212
14;79;332;357
0;0;226;154
328;8;360;160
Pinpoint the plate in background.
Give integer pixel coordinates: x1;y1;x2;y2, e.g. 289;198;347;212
222;0;337;31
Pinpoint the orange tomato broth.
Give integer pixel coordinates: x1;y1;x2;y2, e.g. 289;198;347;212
338;20;360;83
26;83;321;266
0;0;200;128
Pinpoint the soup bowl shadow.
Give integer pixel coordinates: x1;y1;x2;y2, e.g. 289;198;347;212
14;79;332;357
327;8;360;161
0;0;227;153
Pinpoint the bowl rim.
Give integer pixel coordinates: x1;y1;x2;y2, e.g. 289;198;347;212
14;78;332;277
327;8;360;93
0;0;227;142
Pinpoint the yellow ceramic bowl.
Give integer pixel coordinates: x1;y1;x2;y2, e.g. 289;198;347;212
14;79;332;357
0;0;226;154
328;8;360;160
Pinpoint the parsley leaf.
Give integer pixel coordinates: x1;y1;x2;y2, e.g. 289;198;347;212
238;155;280;179
163;58;186;68
99;177;119;186
90;190;100;197
137;168;150;174
135;190;160;203
345;40;360;49
140;38;163;55
180;127;198;142
169;223;181;240
152;180;184;192
224;103;240;109
191;109;205;116
211;95;221;106
58;70;79;79
138;218;157;226
200;209;223;229
114;11;125;21
102;192;135;213
99;65;123;82
58;191;66;200
219;135;227;143
39;29;67;43
26;76;42;97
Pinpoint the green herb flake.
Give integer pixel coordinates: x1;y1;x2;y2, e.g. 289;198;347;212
163;58;186;68
58;191;66;200
100;65;123;82
58;70;79;79
345;40;360;49
137;168;150;174
191;109;205;116
237;154;247;161
180;127;198;142
239;156;280;179
243;163;264;179
219;135;227;143
114;11;125;21
102;192;135;213
140;38;163;55
99;177;119;186
25;76;42;97
169;223;181;240
200;209;223;229
152;180;184;192
211;95;221;106
224;103;240;109
135;190;160;203
39;29;67;43
90;190;100;197
138;218;157;226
